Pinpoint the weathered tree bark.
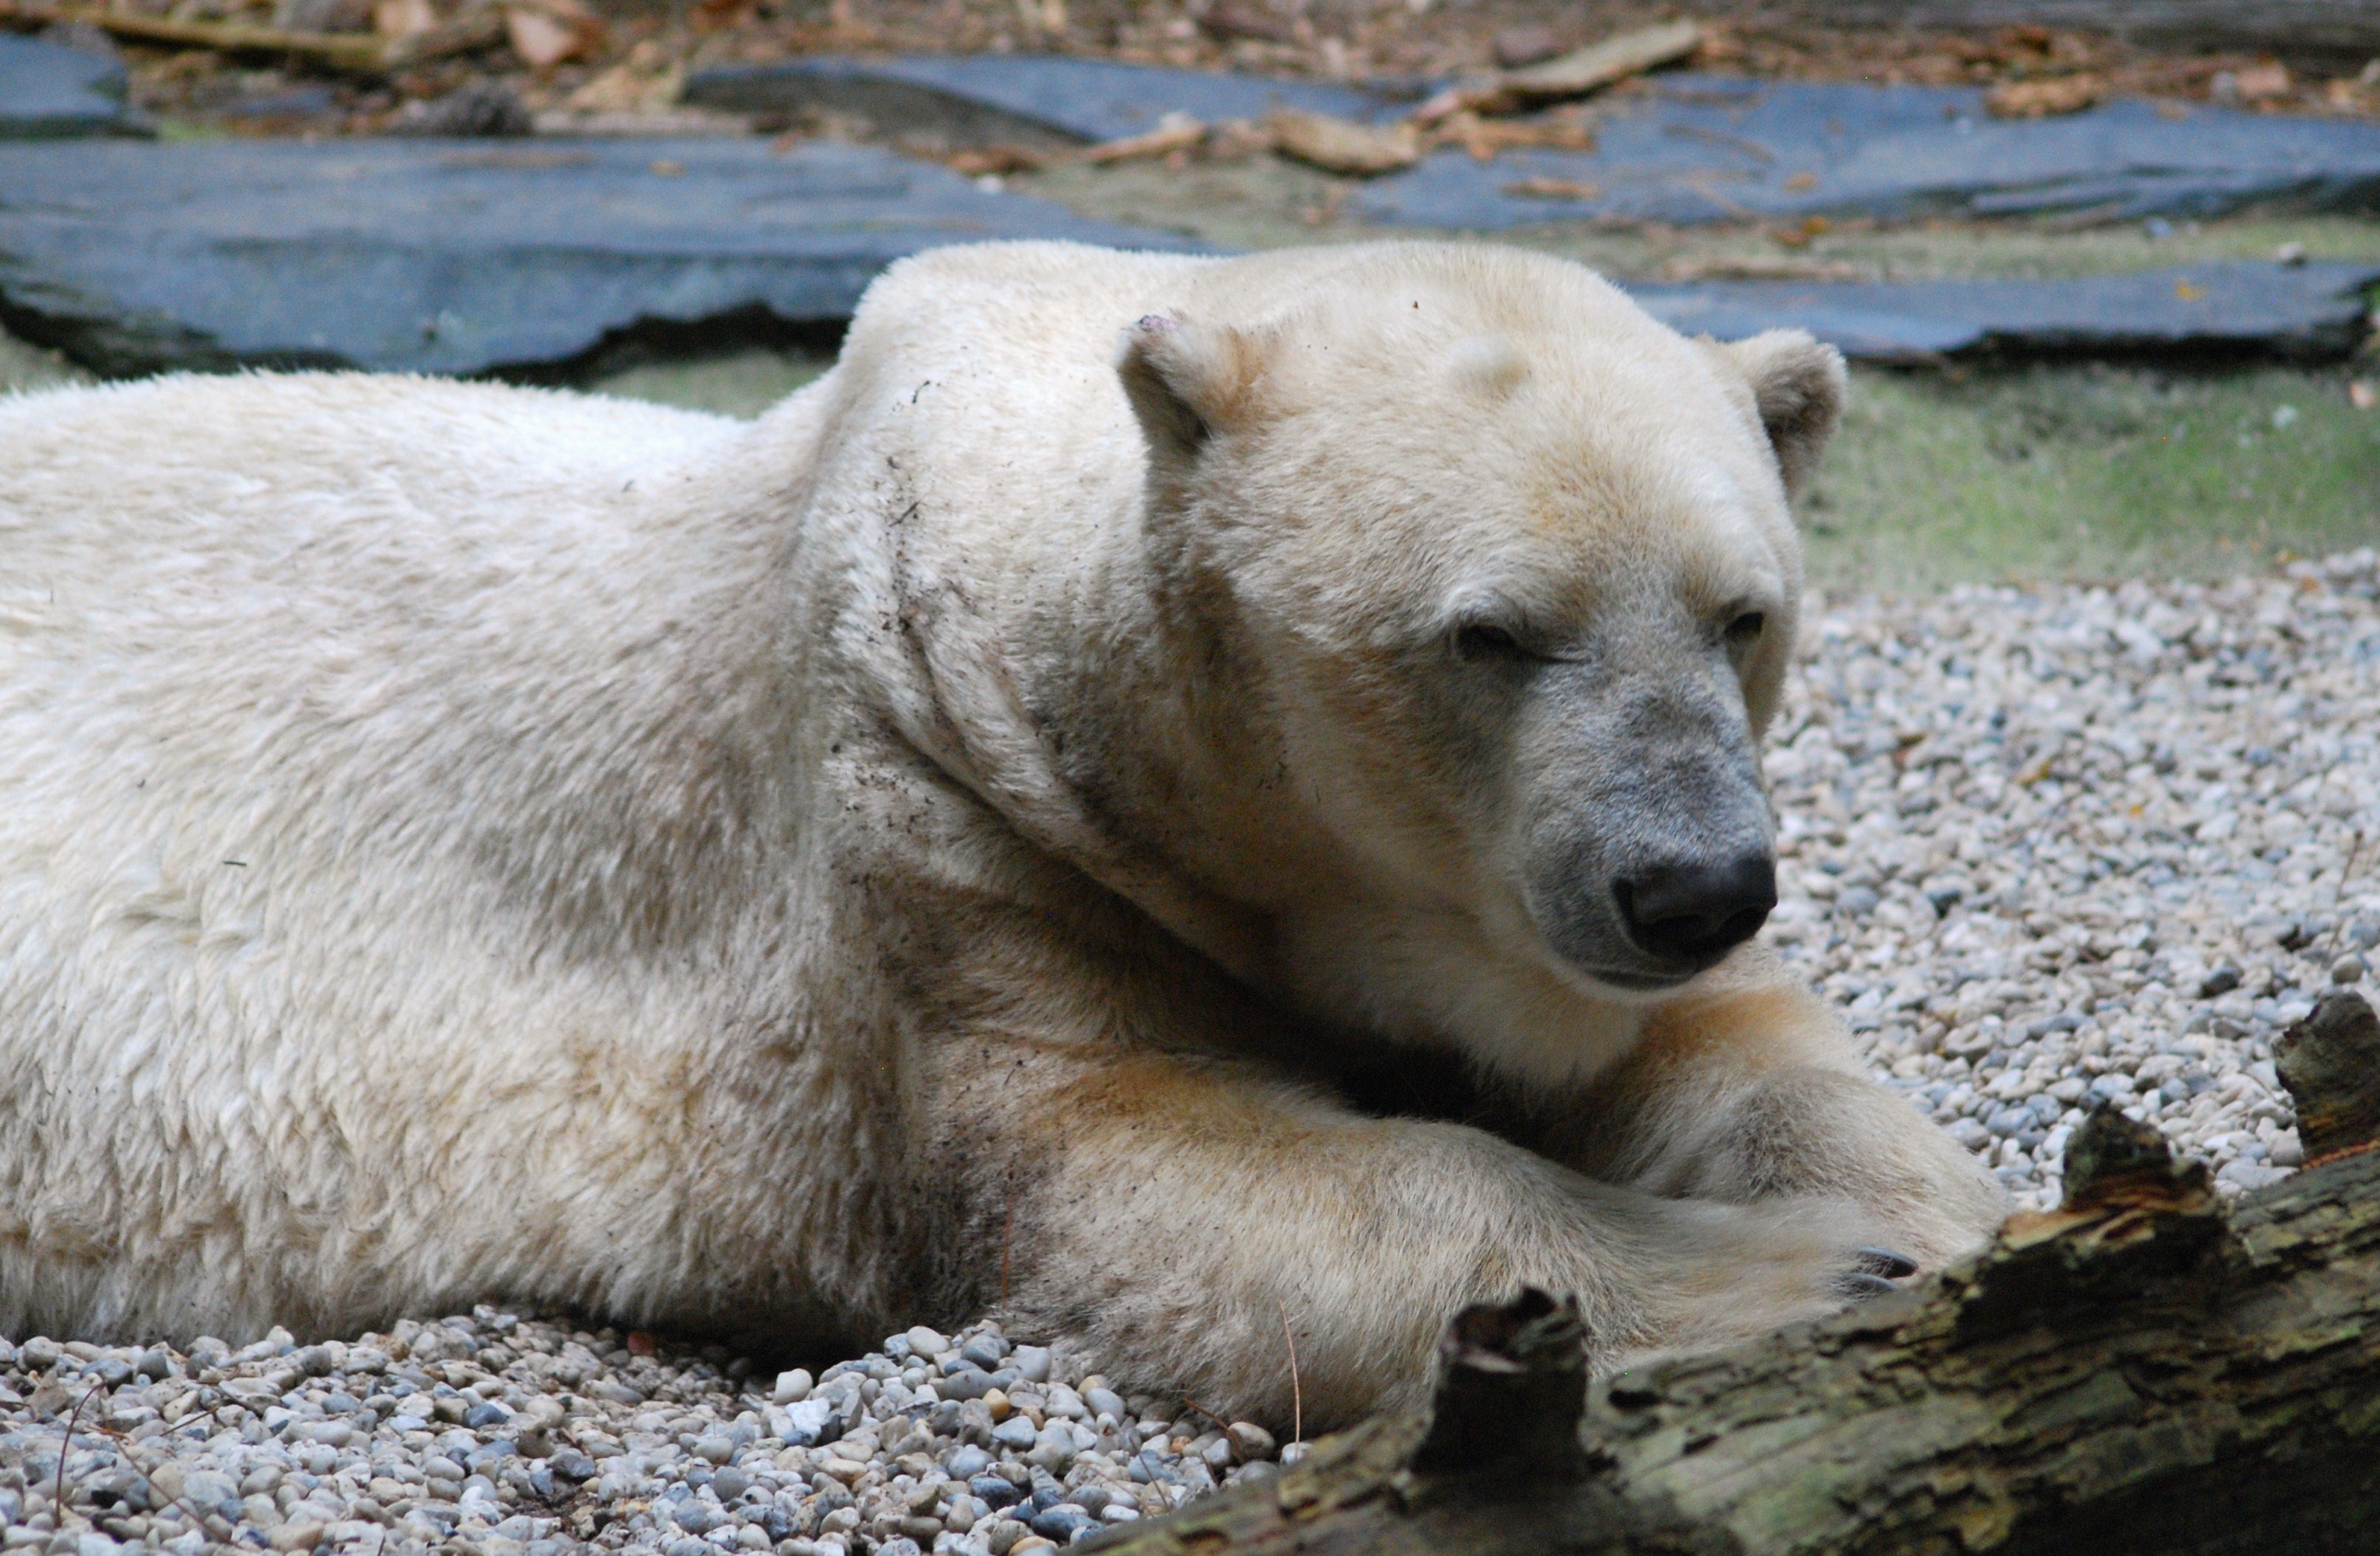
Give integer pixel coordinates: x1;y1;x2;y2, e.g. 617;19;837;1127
1094;992;2380;1556
1750;0;2380;65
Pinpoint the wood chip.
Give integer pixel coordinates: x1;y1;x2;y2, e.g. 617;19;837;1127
1077;111;1206;165
0;0;389;65
1267;108;1420;176
1984;73;2104;119
1500;175;1600;200
945;145;1050;176
566;63;683;114
1196;0;1297;45
1658;255;1874;282
1418;19;1702;123
1433;110;1596;161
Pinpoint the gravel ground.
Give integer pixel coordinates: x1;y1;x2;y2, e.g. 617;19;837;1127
1771;548;2380;1209
0;1312;1284;1556
6;553;2379;1555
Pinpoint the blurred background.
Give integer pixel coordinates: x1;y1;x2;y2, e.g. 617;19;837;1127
1;0;2376;590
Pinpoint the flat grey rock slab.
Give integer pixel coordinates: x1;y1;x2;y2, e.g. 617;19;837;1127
0;136;1203;377
683;53;1421;144
0;32;139;139
1349;74;2380;228
1623;262;2380;363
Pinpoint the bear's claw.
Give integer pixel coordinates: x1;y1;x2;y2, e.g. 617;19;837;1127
1852;1246;1920;1279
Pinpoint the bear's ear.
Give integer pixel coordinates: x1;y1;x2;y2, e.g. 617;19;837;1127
1712;329;1847;498
1116;312;1273;465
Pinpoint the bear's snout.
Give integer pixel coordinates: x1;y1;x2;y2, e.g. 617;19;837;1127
1612;852;1777;967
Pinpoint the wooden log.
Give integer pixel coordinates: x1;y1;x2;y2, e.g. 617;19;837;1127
1093;990;2380;1555
1758;0;2380;66
0;0;505;70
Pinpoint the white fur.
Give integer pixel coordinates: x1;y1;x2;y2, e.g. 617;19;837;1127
0;242;1998;1422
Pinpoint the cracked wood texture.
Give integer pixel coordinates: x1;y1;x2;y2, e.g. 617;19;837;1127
1092;992;2380;1556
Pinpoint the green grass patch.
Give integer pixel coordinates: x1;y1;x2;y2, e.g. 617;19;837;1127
0;332;91;397
1801;362;2380;591
582;348;832;420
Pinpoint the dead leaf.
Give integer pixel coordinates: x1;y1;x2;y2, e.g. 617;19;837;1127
1985;73;2104;119
945;145;1048;176
504;0;602;69
567;63;682;114
372;0;435;35
2234;63;2292;102
1268;109;1419;176
2350;382;2376;411
1783;170;1818;190
2174;279;2206;301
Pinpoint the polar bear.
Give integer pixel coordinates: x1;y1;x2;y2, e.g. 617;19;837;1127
0;240;2000;1425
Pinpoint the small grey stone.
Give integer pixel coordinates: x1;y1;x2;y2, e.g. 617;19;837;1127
971;1473;1023;1510
782;1398;833;1445
2217;1159;2292;1192
1027;1504;1096;1543
1944;1117;1990;1151
1226;1421;1276;1460
2333;954;2366;984
549;1450;596;1482
938;1367;995;1401
1009;1347;1052;1384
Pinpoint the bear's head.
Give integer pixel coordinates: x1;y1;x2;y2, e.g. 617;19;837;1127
1113;245;1843;1016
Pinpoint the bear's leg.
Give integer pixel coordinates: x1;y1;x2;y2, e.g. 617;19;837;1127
933;1044;1933;1430
1532;969;2007;1280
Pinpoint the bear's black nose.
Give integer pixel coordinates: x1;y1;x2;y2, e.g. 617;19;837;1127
1613;854;1777;967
